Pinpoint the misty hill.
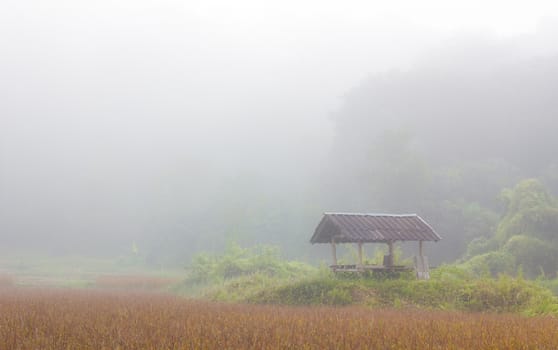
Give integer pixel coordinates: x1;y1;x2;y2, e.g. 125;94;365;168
3;30;558;268
324;40;558;263
332;50;558;172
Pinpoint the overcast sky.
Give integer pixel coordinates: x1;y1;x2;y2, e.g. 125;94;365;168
1;0;558;253
3;0;558;166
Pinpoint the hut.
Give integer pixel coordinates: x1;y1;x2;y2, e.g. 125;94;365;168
310;213;441;279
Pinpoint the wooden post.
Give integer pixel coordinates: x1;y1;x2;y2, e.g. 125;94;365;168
358;242;363;267
416;241;430;280
387;241;394;267
331;237;337;266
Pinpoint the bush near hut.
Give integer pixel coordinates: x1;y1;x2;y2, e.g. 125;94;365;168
206;265;558;315
185;242;316;285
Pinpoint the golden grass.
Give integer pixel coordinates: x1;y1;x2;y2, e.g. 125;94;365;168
95;275;178;290
0;288;557;349
0;274;15;287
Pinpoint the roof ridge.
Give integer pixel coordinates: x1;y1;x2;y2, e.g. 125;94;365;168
324;212;418;217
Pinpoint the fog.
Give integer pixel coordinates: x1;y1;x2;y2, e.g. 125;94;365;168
2;0;558;264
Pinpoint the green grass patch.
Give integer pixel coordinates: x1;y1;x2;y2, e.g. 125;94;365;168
201;264;558;315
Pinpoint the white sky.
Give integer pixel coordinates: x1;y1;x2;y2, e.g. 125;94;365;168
1;0;558;250
193;0;557;34
0;0;557;185
2;0;558;167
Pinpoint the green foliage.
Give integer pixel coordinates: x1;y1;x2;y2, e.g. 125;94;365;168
207;272;285;302
430;264;474;281
248;276;354;306
465;236;498;259
230;268;558;315
184;238;558;316
536;278;558;296
186;242;316;286
460;202;500;239
457;275;557;314
192;246;558;315
503;235;558;278
463;251;516;277
372;271;558;315
423;198;499;262
186;243;558;315
461;179;558;278
496;179;558;243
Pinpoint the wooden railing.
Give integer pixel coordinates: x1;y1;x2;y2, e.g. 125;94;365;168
330;264;412;273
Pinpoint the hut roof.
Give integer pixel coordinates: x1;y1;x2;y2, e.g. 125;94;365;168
310;213;441;244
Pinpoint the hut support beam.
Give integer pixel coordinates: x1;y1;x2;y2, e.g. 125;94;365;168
387;241;394;267
331;238;337;266
416;240;429;280
358;242;363;267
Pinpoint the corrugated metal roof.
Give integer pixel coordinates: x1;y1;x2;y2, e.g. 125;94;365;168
310;213;441;244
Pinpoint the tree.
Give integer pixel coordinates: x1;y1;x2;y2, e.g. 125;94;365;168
463;179;558;278
496;179;558;243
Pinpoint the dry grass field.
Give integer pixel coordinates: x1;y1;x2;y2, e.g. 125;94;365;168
94;274;179;290
0;287;557;349
0;274;15;287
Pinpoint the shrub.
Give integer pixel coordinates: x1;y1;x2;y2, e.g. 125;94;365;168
503;235;558;278
248;276;354;306
465;236;498;258
186;243;316;285
463;251;516;277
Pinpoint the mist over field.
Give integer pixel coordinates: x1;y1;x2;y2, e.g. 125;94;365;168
2;0;558;267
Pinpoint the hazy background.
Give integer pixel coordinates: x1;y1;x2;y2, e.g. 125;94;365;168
2;0;558;265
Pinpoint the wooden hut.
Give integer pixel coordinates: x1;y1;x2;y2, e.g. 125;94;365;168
310;213;441;279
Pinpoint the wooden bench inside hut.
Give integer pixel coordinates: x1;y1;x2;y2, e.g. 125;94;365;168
310;213;441;279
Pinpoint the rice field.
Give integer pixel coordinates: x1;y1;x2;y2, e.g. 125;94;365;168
0;287;557;349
